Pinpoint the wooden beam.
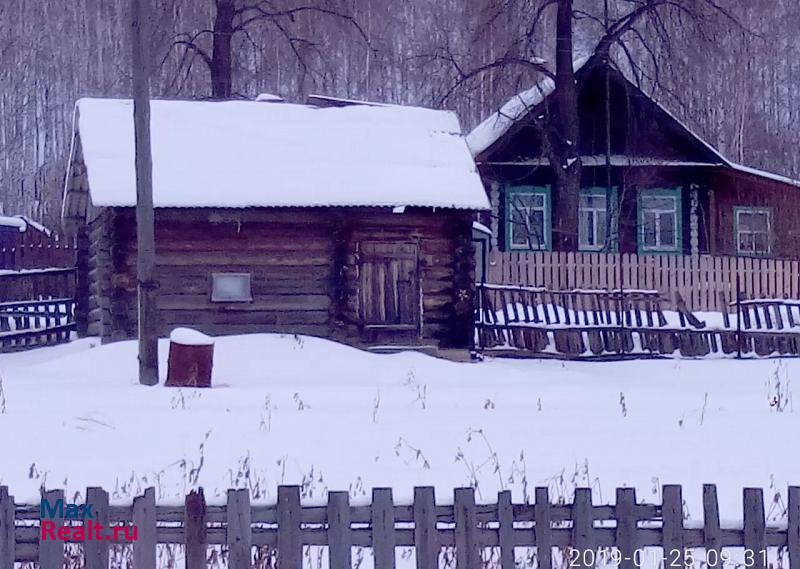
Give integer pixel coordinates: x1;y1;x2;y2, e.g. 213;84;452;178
131;0;158;385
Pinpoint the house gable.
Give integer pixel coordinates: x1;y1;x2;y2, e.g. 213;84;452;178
473;61;724;166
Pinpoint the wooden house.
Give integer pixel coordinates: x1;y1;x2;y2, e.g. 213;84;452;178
469;57;800;260
62;97;489;348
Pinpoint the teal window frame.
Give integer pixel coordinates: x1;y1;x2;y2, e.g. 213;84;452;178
638;187;683;254
505;185;552;251
734;206;773;257
579;186;619;252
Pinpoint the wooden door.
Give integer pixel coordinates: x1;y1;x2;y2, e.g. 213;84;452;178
359;242;420;331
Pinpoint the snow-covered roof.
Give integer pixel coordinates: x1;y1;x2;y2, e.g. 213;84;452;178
67;98;489;211
467;58;800;188
466;56;591;157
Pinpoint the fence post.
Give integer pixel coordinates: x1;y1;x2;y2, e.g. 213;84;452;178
0;487;14;569
789;487;800;569
227;489;252;569
615;488;637;569
277;486;302;569
84;487;109;569
413;487;438;569
185;488;207;569
736;273;742;359
662;485;684;568
328;491;352;569
497;491;515;569
702;484;722;568
534;487;553;569
132;488;156;569
38;489;64;569
571;488;594;568
371;488;396;569
743;488;766;569
454;488;478;569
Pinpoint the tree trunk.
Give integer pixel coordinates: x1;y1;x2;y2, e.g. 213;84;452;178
549;0;581;251
210;0;235;99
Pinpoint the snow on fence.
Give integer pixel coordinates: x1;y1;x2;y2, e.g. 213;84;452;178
0;297;75;352
475;284;800;358
0;485;798;569
487;251;800;313
0;267;77;352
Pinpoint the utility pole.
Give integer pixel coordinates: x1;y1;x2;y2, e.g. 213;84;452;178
131;0;159;385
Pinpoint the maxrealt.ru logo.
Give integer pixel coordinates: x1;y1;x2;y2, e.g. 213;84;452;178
40;498;138;541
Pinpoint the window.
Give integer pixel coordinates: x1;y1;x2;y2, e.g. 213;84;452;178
735;207;772;256
579;188;617;251
506;186;551;250
639;188;682;253
211;273;252;302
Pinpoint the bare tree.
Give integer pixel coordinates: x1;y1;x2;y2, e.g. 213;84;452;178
1;0;798;228
165;0;372;99
440;0;744;251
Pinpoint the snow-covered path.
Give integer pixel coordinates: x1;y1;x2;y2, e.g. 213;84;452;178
0;335;796;525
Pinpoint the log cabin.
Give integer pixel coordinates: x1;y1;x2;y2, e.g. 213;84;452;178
61;96;489;349
469;56;800;260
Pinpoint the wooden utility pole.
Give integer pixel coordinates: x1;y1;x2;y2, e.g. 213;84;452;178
131;0;159;385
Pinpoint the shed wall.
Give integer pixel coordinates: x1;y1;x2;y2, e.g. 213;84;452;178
85;207;475;348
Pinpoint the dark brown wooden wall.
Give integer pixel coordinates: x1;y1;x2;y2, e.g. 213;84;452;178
84;207;476;348
709;169;800;258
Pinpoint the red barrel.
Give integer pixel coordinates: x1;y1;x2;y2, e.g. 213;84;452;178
165;328;215;387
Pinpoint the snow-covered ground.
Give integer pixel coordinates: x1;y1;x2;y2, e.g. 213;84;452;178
0;334;797;526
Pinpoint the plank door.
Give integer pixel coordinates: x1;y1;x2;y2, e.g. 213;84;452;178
359;242;421;331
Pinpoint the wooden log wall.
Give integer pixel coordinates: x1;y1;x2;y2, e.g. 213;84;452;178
85;207;474;348
1;484;798;569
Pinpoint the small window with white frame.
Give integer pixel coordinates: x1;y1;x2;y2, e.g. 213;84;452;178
506;186;551;251
579;188;617;251
639;188;682;253
211;273;252;302
735;207;772;256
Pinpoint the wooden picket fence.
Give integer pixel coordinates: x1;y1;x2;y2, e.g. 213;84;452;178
0;298;75;352
475;284;800;358
0;267;77;302
0;232;77;270
0;268;78;351
487;251;800;313
1;484;799;569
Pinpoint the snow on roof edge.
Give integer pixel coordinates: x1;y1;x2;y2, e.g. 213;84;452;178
0;215;52;234
0;216;27;232
88;201;489;211
466;55;591;157
728;162;800;187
